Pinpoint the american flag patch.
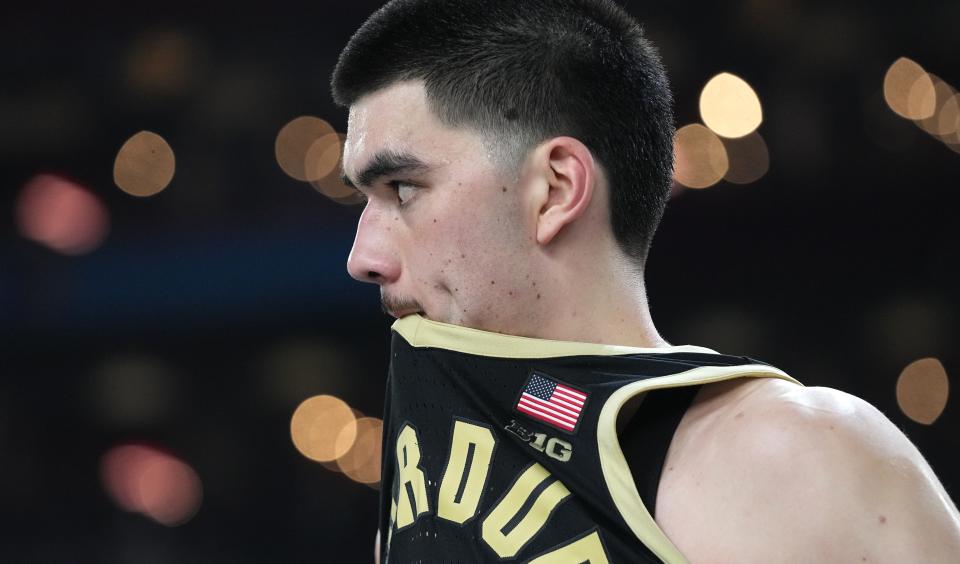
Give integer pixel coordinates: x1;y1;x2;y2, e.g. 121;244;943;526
515;373;588;433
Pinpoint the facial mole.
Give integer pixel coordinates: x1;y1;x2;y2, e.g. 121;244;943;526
536;293;541;299
501;186;507;193
490;280;495;285
460;254;466;259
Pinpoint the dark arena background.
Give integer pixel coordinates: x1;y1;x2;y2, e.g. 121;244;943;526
1;1;958;561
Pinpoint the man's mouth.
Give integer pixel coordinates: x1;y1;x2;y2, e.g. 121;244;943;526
381;294;425;320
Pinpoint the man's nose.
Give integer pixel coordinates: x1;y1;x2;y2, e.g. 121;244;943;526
346;203;401;284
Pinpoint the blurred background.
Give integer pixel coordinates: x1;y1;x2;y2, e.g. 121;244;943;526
1;0;958;561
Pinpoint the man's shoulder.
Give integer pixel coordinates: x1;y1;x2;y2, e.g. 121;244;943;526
658;377;882;499
675;377;911;475
655;377;960;562
680;377;880;450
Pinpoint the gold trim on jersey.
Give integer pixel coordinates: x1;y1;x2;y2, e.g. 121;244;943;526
392;314;720;358
597;366;802;563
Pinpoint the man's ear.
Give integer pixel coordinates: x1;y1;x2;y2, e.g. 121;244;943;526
528;136;596;246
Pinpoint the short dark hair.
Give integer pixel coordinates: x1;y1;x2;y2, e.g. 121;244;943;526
331;0;675;266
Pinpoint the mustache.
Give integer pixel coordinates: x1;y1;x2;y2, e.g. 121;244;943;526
380;293;424;316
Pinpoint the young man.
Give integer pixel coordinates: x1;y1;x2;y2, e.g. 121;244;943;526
331;0;960;561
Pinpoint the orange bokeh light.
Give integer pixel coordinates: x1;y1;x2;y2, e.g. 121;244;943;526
884;57;935;120
896;358;950;425
673;124;729;189
290;395;358;462
113;130;176;197
275;116;335;182
336;417;383;485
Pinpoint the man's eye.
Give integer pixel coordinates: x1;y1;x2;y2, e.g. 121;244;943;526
388;181;419;205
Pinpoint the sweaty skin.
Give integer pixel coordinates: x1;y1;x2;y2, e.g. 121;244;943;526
345;81;960;563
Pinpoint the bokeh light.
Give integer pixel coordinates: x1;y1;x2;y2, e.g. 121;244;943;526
305;133;342;183
113;131;176;197
308;133;365;204
943;94;960;152
896;358;949;425
905;72;938;122
914;75;957;137
937;93;960;142
101;444;203;526
15;173;110;255
673;123;729;189
89;354;175;426
868;297;948;364
884;57;935;120
699;72;763;139
720;131;770;185
125;30;198;97
946;128;960;154
335;417;383;485
274;116;335;182
290;395;358;462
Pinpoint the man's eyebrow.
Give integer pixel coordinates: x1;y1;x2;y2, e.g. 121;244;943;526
340;150;431;189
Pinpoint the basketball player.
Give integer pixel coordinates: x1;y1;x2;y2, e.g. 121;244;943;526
330;1;960;561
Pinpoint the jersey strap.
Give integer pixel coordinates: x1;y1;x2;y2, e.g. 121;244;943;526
597;363;799;562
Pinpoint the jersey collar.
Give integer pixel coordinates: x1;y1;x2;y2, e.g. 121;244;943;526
391;314;720;359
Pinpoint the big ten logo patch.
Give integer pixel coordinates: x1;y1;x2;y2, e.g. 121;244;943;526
505;419;573;462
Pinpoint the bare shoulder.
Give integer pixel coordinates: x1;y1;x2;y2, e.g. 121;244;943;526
655;377;960;563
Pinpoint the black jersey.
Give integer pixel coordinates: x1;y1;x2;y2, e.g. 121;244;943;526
379;315;800;563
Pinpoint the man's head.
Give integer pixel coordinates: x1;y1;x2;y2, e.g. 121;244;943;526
332;0;675;335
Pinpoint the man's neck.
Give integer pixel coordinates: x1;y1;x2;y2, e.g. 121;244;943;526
534;285;669;348
506;251;670;349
